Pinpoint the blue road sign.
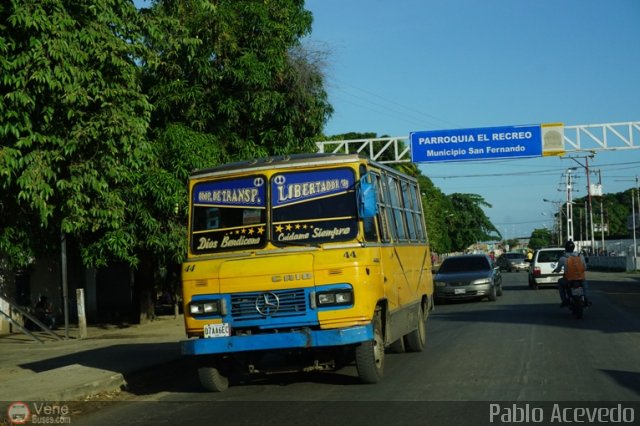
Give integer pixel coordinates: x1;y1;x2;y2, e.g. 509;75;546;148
410;124;542;163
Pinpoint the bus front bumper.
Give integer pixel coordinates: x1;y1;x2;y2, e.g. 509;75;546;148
181;324;374;356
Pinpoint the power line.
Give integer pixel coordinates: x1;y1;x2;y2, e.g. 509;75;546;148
429;168;566;179
494;219;548;225
326;76;461;130
427;161;640;179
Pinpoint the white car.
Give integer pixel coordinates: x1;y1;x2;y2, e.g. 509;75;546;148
528;248;565;289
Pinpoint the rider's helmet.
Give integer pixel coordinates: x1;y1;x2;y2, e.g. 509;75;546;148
564;240;575;253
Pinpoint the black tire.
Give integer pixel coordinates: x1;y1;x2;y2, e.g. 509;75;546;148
404;304;427;352
355;311;384;384
198;366;229;392
496;283;503;297
488;284;497;301
572;296;583;319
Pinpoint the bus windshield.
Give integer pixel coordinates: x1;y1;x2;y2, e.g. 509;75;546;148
191;175;267;254
271;168;358;246
190;168;358;254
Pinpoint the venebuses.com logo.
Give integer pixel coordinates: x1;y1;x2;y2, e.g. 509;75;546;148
5;401;71;425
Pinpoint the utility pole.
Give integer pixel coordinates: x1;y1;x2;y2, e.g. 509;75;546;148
583;202;587;244
633;178;638;270
636;177;639;268
570;155;596;253
632;189;637;269
61;230;69;339
586;156;595;253
598;170;605;252
565;168;575;243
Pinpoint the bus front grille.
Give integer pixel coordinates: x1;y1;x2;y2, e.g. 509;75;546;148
231;289;307;321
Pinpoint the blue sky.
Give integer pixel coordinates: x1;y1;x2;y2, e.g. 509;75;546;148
304;0;640;240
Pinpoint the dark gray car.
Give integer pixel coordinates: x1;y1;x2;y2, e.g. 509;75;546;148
434;254;503;303
496;252;528;272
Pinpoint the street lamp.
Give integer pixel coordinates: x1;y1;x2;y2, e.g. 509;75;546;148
564;167;578;244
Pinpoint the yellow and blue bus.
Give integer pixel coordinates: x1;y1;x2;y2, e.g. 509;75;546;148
181;153;434;391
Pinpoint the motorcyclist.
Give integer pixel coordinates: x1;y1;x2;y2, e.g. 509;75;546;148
553;240;590;307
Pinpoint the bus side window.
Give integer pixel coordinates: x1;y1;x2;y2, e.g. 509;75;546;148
372;172;390;243
363;216;378;241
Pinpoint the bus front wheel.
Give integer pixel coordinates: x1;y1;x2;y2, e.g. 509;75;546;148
198;365;229;392
355;312;385;384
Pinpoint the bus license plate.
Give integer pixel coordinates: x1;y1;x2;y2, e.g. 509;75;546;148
204;323;230;338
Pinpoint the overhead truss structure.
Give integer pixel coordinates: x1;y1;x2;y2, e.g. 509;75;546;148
315;121;640;164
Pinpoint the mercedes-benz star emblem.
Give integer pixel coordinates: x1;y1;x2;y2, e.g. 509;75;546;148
255;292;280;316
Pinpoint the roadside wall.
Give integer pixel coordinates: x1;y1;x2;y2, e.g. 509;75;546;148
587;255;639;272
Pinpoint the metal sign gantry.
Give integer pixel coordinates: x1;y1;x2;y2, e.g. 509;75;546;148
315;121;640;164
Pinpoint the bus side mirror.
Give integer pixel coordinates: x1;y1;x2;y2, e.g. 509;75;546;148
358;175;378;218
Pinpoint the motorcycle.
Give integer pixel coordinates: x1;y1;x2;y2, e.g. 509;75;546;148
566;280;587;319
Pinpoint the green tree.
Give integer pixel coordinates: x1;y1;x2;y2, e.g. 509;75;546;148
141;0;332;161
418;175;453;254
528;228;553;250
128;0;334;320
121;124;229;321
0;0;153;270
571;192;636;239
447;193;501;252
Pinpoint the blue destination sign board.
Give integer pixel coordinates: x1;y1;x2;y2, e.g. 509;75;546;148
410;124;542;163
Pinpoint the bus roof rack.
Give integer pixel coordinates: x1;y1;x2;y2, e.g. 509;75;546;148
190;153;363;178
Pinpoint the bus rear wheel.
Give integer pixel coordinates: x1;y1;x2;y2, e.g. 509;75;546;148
404;303;427;352
355;312;384;384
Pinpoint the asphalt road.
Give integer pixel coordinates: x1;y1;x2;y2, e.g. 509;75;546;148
75;271;640;425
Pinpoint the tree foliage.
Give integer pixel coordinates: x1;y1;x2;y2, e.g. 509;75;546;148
418;175;453;253
536;190;639;246
1;0;153;268
528;228;554;250
571;192;637;239
141;0;332;161
446;193;501;252
1;0;334;274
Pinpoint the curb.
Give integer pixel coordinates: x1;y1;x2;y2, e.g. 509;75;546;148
0;364;126;402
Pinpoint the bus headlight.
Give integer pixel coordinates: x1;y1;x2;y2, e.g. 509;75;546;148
316;289;353;306
189;299;227;316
